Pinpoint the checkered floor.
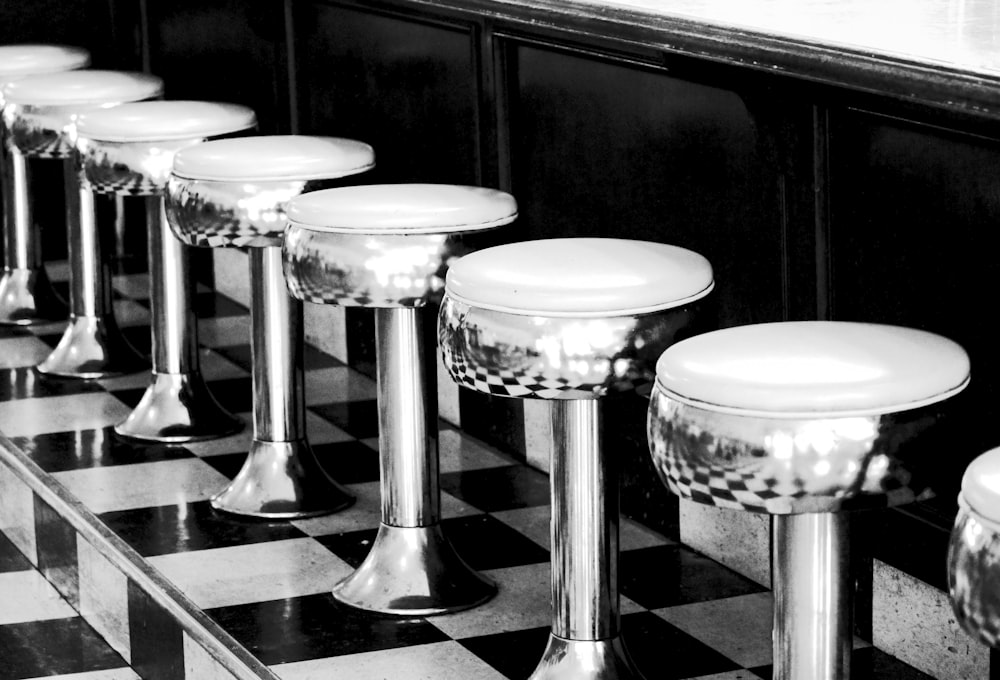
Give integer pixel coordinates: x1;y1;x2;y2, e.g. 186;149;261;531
0;270;937;680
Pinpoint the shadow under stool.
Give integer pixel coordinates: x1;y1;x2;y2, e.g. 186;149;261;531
647;321;970;680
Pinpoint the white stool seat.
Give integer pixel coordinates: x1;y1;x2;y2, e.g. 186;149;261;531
172;135;374;182
447;238;713;317
286;183;518;234
960;448;1000;525
656;321;970;418
76;100;256;142
0;45;89;81
2;70;163;107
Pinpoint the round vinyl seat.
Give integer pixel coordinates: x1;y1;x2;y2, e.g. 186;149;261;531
950;447;1000;647
440;238;714;399
2;71;164;158
0;45;89;87
76;101;257;195
647;321;970;514
283;184;518;307
168;135;375;248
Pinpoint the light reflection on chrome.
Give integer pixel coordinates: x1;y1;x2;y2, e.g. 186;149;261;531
77;137;203;195
949;502;1000;647
4;101;127;158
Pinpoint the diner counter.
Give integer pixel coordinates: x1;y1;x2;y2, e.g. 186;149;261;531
418;0;1000;118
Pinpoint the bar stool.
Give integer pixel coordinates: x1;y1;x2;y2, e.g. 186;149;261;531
949;447;1000;648
1;71;163;376
646;321;970;680
75;101;256;441
0;44;90;325
166;135;375;517
439;237;714;679
282;184;517;614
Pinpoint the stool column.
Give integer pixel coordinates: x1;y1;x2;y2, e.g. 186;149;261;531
0;148;62;324
37;162;145;377
773;513;852;680
531;399;640;680
114;198;241;441
330;306;495;615
210;246;352;516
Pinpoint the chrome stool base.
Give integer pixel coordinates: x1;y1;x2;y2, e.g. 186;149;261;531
528;634;643;680
0;268;64;326
211;438;354;518
114;371;242;443
331;523;496;616
36;315;147;379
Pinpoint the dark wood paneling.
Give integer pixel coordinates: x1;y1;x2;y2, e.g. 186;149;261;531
145;0;289;133
293;1;481;185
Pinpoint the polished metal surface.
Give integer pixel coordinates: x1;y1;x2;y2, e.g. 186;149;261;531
329;307;496;613
210;247;353;517
646;391;941;514
282;227;477;307
773;512;851;680
80;137;198;196
0;147;63;324
439;295;699;399
36;161;146;377
330;523;496;615
949;499;1000;647
114;198;241;442
167;176;313;249
550;399;618;641
527;634;644;680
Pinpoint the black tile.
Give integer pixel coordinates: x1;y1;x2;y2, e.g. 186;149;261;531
458;389;526;461
309;400;380;439
459;626;552;679
313;440;380;484
625;611;743;679
196;291;249;319
872;505;952;593
0;326;31;340
214;343;342;373
0;532;31;573
0;367;105;401
0;617;128;679
200;451;250;480
620;544;767;609
201;376;254;413
128;579;185;680
212;344;253;372
441;514;549;570
748;645;935;680
440;465;551;512
99;500;307;557
314;527;378;568
120;324;152;357
33;493;79;608
12;426;193;473
106;386;143;409
208;592;450;665
344;306;376;378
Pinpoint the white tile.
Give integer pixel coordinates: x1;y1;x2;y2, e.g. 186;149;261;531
183;632;241;680
213;248;250;307
522;400;552;474
303;302;347;364
111;272;151;300
200;348;250;381
46;260;70;282
305;411;355;445
291;482;480;536
679;500;771;587
78;539;131;663
272;641;508;680
0;393;132;437
0;336;55;369
149;538;353;610
873;560;990;680
198;315;251;348
51;458;230;514
491;505;669;552
0;570;76;624
24;669;140;680
654;592;774;668
437;352;461;427
183;420;254;458
438;428;515;474
305;366;377;405
112;299;151;328
0;461;36;565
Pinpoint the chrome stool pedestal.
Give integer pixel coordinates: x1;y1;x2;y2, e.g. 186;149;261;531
949;447;1000;648
2;70;162;376
647;321;971;680
76;101;256;441
167;136;374;517
283;183;517;614
0;45;90;325
439;238;714;680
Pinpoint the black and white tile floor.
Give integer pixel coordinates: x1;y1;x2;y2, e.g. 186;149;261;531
0;271;936;679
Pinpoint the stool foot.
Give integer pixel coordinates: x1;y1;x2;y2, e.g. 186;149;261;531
528;634;645;680
114;371;243;443
36;316;147;379
331;523;496;615
211;438;354;518
0;268;65;326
